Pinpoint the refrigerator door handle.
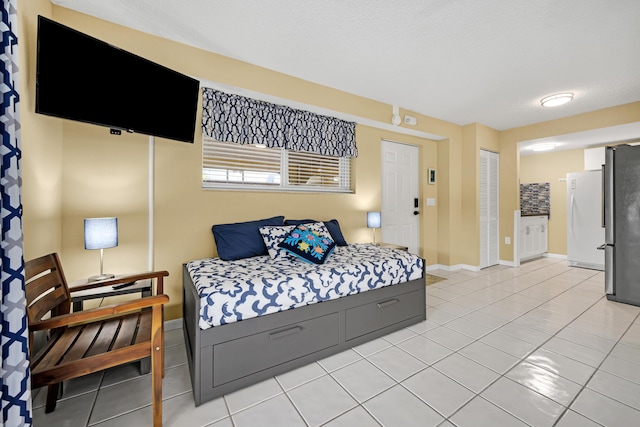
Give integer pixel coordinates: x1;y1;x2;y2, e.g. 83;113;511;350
604;147;614;244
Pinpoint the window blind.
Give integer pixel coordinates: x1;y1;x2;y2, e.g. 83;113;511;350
202;138;351;192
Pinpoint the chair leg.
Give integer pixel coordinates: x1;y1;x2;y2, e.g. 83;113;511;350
44;383;59;413
151;307;163;427
140;356;151;375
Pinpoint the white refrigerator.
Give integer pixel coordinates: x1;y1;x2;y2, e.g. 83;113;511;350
566;170;605;270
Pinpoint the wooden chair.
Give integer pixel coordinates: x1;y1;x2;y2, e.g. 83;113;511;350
25;253;169;427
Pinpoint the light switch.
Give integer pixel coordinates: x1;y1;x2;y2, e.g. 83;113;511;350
426;198;436;206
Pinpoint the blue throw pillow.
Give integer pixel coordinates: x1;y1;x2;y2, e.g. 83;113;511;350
284;219;348;246
212;216;285;261
278;224;336;264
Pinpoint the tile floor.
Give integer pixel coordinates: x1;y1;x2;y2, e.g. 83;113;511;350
32;257;640;426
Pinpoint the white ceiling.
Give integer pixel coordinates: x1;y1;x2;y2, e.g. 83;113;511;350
51;0;640;150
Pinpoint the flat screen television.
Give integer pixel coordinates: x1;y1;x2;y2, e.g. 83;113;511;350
36;16;200;143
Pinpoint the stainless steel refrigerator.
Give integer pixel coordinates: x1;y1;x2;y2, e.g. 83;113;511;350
603;144;640;306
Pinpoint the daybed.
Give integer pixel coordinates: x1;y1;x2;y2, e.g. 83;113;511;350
182;217;426;406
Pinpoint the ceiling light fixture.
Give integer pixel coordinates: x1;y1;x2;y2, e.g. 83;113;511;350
530;142;561;152
540;93;574;107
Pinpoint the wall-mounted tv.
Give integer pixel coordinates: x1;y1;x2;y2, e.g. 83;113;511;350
36;16;200;143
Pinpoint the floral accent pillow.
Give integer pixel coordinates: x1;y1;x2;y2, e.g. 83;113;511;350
260;222;332;261
259;225;297;261
278;223;336;264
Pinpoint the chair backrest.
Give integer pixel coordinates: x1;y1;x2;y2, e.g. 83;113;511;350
24;253;72;351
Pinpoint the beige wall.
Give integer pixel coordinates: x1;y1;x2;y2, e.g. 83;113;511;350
18;4;640;320
520;149;584;255
21;6;445;320
461;123;500;266
500;101;640;262
19;0;64;260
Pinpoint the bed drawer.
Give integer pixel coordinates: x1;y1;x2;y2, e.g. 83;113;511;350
213;312;339;386
345;288;423;340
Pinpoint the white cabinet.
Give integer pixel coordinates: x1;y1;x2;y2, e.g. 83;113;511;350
584;147;605;171
519;215;548;261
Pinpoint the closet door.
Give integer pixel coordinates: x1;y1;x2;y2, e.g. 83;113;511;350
480;150;499;268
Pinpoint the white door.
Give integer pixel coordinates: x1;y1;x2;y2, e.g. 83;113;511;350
480;149;499;268
381;140;420;254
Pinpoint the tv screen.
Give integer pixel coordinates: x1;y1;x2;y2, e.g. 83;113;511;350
36;16;199;143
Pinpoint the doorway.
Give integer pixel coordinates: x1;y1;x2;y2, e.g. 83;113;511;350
381;140;420;254
480;149;499;268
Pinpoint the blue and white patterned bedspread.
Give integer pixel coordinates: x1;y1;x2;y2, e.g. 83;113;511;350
187;243;423;330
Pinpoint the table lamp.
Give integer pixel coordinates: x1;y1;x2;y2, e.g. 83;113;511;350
84;217;118;281
367;211;381;244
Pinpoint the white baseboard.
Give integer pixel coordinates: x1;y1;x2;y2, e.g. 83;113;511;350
544;253;567;259
165;318;183;331
500;260;517;267
426;264;480;272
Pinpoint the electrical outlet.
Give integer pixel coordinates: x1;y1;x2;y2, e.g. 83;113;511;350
505;237;511;245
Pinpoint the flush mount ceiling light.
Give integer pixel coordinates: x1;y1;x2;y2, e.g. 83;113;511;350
530;142;561;152
540;93;574;107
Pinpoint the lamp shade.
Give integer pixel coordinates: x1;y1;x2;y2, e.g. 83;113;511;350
367;211;381;228
84;217;118;250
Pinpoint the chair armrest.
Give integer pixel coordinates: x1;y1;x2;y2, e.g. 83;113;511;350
69;271;169;294
29;294;169;331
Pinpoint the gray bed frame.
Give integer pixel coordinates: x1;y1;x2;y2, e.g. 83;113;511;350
182;263;426;406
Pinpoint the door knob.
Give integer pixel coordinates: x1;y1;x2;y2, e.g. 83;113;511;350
413;211;420;215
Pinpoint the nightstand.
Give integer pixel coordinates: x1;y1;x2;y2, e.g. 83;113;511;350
69;278;152;312
376;242;409;251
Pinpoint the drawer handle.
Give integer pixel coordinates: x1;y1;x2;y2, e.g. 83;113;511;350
377;299;399;309
269;326;302;340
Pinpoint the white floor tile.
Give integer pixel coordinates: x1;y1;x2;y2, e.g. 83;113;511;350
33;391;95;427
555;409;602;427
89;364;190;425
432;353;500;393
275;361;326;391
458;341;519;374
555;326;618;354
506;361;582;406
571;388;640;427
364;385;444;427
599;355;640;385
479;330;537;358
232;394;306;427
402;368;474;417
287;375;357;426
330;359;395;403
45;259;640;427
322;406;380;427
444;317;495;339
586;369;640;410
541;336;608;367
382;326;418;344
449;396;528;427
422;326;475;350
397;334;453;365
526;348;596;385
367;346;427;382
318;348;362;373
481;377;565;426
225;378;283;414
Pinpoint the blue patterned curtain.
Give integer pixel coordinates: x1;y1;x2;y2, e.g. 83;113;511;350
202;88;358;157
1;0;31;425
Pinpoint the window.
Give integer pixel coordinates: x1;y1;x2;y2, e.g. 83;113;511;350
203;138;352;192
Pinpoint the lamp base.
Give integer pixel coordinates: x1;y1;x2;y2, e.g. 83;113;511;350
88;273;115;282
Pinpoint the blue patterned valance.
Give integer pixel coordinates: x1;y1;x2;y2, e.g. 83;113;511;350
202;88;358;157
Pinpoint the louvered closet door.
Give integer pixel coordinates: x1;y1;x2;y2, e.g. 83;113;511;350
480;149;499;268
